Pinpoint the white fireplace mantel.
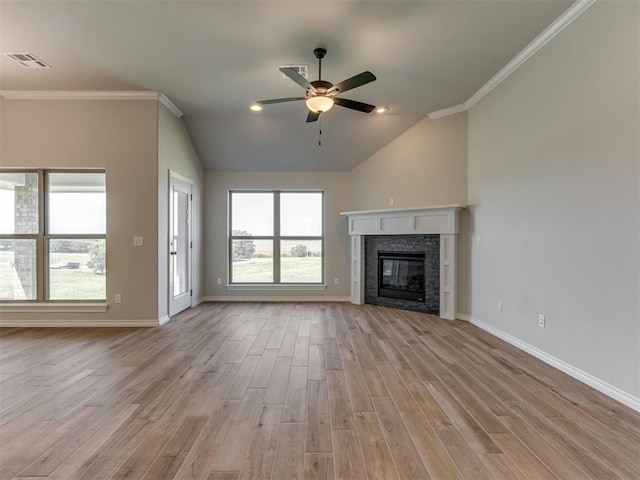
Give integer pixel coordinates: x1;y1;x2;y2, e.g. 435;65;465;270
341;205;466;320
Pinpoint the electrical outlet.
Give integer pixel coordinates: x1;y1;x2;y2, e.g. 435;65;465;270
217;278;222;285
497;300;502;312
475;235;481;246
115;293;121;304
133;236;143;246
389;198;394;206
334;278;339;286
538;314;545;328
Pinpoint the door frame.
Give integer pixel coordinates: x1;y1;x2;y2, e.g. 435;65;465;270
168;171;194;317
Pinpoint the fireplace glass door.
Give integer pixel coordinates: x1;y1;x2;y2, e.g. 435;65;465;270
378;252;425;301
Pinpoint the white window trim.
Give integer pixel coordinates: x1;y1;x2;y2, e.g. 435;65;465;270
0;302;108;313
0;168;107;303
229;190;325;285
225;283;327;291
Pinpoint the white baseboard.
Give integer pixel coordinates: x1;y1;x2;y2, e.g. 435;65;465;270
192;297;205;308
456;313;472;322
158;315;171;326
468;315;640;413
0;318;160;328
200;296;351;303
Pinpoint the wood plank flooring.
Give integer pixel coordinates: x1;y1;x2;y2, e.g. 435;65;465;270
1;302;639;479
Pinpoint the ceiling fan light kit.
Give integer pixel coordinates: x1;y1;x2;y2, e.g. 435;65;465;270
255;47;377;123
306;95;334;113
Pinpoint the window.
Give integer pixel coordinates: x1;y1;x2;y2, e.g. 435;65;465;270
0;170;106;301
229;191;323;284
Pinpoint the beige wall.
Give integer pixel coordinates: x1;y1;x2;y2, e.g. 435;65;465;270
157;104;205;319
468;2;639;398
204;171;352;300
349;111;470;313
350;112;468;211
0;99;160;322
203;114;470;304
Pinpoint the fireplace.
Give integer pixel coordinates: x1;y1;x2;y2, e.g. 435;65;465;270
378;252;425;302
341;205;465;319
364;235;439;313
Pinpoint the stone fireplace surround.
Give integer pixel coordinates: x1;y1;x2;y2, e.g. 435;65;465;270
341;205;465;320
365;235;440;314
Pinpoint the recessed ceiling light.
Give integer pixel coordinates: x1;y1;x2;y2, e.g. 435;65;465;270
250;104;262;112
375;106;389;114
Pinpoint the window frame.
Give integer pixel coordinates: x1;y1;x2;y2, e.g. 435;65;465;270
0;168;107;303
228;189;324;285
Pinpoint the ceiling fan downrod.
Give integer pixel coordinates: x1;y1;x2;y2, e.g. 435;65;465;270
314;48;326;81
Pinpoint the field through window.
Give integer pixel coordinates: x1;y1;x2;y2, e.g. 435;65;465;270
229;191;323;284
0;170;106;301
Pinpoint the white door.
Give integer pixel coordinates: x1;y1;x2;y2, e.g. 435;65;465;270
169;173;192;316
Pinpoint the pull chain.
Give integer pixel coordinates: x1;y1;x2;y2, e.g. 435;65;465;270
318;117;322;146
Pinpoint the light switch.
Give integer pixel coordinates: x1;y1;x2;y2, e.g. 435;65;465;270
133;236;143;246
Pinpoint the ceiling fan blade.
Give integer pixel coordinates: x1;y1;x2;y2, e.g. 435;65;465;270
333;97;376;113
279;67;316;92
257;97;305;105
327;71;376;95
306;111;320;123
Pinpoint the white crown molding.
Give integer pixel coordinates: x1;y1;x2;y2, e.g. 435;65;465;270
469;315;640;413
427;0;597;119
464;0;597;110
427;104;468;120
0;90;160;100
159;93;184;118
0;89;184;119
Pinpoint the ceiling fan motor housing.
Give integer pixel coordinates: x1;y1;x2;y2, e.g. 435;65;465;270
308;80;333;96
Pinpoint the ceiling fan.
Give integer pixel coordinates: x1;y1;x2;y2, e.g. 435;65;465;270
256;48;377;123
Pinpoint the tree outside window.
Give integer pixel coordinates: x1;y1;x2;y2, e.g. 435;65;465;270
229;191;323;284
0;170;106;301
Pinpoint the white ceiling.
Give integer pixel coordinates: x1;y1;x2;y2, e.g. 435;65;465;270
0;0;573;172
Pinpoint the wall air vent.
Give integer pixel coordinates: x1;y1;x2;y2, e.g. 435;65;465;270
280;64;308;79
4;52;51;69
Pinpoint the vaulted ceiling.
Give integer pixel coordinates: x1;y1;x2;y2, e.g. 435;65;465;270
1;1;573;171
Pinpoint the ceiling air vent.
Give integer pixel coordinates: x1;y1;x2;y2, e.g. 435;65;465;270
4;52;51;69
280;64;308;79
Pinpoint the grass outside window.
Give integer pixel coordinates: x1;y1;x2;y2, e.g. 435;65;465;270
229;191;324;285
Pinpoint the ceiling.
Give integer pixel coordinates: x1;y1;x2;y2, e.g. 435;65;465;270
0;1;573;172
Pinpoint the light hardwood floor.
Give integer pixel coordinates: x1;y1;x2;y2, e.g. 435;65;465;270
1;302;639;479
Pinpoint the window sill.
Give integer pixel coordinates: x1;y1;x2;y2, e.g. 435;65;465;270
226;284;327;291
0;302;108;313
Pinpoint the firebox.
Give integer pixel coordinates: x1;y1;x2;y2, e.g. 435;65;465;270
378;251;425;302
